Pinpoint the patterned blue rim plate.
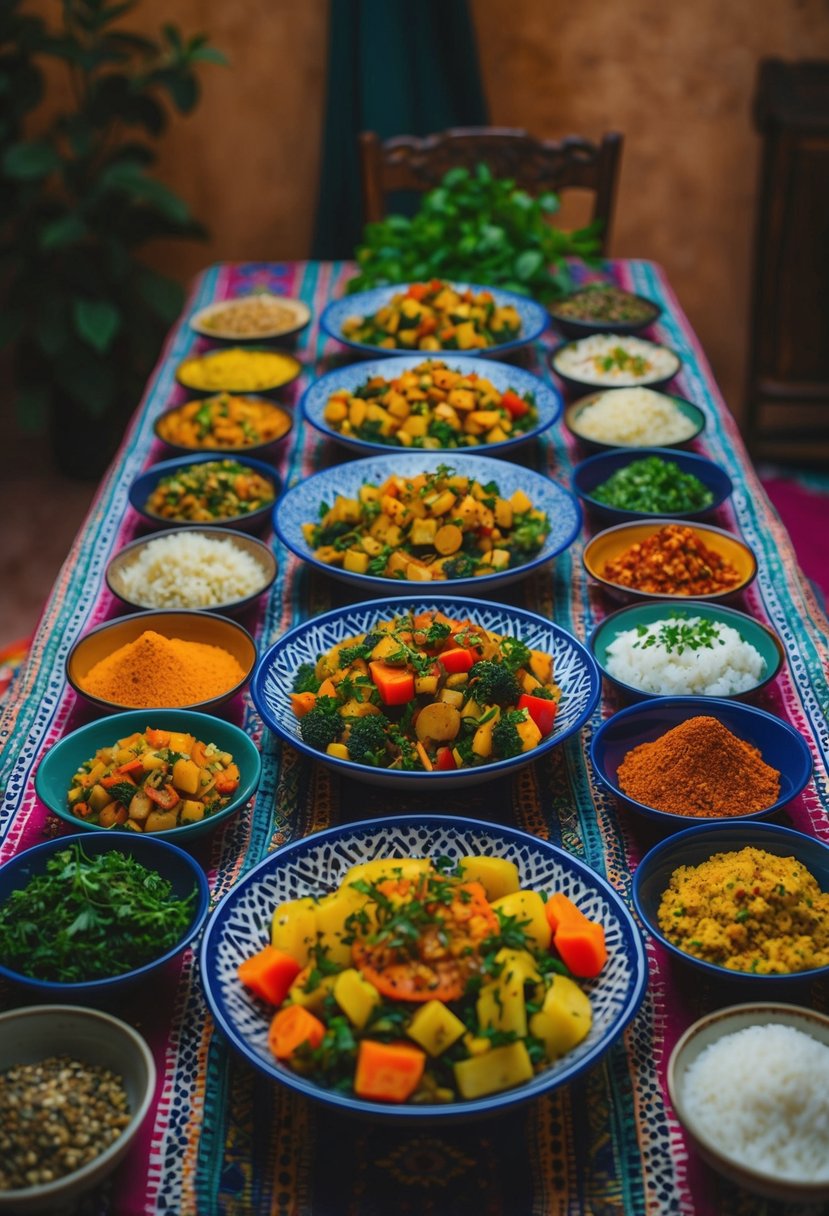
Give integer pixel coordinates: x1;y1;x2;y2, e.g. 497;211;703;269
300;354;562;457
319;283;549;358
273;451;583;596
251;594;602;789
199;814;648;1120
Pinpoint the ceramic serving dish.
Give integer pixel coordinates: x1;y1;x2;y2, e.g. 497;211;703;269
66;609;257;714
582;519;757;604
320;282;548;358
564;391;706;452
300;353;561;457
632;821;829;986
251;594;601;790
590;695;811;828
153;395;293;460
128;452;280;535
190;293;311;342
175;347;302;395
551;334;682;394
274;450;582;597
588;601;784;702
36;709;262;843
572;447;731;524
199;814;647;1120
106;526;277;615
0;832;210;997
548;285;661;339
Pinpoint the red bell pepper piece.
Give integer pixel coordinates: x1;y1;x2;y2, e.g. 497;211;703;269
406;283;429;301
438;647;475;674
517;693;557;737
146;784;180;810
500;390;530;418
435;747;457;771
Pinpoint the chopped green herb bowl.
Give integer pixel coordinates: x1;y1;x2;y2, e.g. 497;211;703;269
35;710;262;842
0;833;210;997
589;602;785;703
572;447;733;524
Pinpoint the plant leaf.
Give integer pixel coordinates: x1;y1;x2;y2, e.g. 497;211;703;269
73;298;121;353
2;140;59;180
40;213;88;251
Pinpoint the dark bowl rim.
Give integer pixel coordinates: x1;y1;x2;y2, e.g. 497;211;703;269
128;451;281;531
35;707;263;842
65;608;257;714
152;394;294;460
105;525;278;614
587;599;785;702
571;445;732;519
189;293;311;342
0;831;211;992
199;812;648;1119
590;693;811;826
631;819;829;982
549;336;683;392
250;593;602;785
582;517;758;602
174;346;303;394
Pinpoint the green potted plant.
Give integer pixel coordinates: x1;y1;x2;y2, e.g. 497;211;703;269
0;0;225;474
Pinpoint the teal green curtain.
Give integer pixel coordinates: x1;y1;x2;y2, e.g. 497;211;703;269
312;0;488;259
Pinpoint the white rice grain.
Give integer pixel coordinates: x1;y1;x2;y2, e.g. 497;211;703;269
604;617;765;696
117;532;269;609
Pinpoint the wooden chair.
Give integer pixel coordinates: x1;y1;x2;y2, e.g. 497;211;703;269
358;127;623;254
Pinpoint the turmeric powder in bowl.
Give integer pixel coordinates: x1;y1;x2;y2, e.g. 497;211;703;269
176;348;301;394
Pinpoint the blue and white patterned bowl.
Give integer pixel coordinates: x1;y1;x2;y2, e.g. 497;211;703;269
251;595;601;789
199;814;648;1120
274;451;582;596
301;354;561;457
320;283;549;358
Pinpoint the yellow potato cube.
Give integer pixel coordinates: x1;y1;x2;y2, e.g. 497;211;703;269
515;711;543;752
348;398;367;428
180;800;205;823
491;890;551;950
343;550;370;574
145;809;179;833
326;742;350;760
510;489;533;514
334;968;381;1029
172;757;201;795
454;1042;534;1099
324;398;348;424
529;975;592;1060
168;732;195;754
410;518;438;546
289;970;336;1014
407;1000;466;1056
459;856;520;901
271;897;318;967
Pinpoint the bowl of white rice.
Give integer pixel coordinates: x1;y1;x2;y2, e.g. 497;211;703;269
589;602;784;701
551;335;682;394
565;388;705;451
668;1002;829;1202
106;528;277;614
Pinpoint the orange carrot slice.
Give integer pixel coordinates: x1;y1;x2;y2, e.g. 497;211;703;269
238;945;302;1006
354;1040;426;1102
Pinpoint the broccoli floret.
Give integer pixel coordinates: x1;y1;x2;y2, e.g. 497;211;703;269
299;698;342;752
293;662;321;694
469;660;521;707
492;709;527;759
345;715;391;767
441;551;479;579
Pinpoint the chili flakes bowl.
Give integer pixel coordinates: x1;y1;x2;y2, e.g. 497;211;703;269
66;609;257;715
582;519;757;605
590;696;812;829
632;821;829;987
128;453;280;535
35;709;262;844
199;814;647;1121
0;1005;156;1214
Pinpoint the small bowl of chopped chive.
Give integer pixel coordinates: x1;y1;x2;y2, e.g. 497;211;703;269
0;833;210;997
0;1005;155;1213
589;601;785;703
572;448;733;524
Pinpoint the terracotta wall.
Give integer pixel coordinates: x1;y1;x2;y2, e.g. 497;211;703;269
34;0;829;423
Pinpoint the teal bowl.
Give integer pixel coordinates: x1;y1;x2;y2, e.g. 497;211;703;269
35;710;261;843
589;601;785;702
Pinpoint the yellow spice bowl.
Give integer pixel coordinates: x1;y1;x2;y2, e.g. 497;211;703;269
175;347;302;396
66;610;257;715
582;518;757;604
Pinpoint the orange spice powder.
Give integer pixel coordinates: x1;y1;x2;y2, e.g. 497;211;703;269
79;629;245;708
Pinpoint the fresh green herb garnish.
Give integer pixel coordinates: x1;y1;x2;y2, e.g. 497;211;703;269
592;455;714;514
632;614;727;655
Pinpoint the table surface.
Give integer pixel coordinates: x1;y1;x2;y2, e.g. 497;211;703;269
2;260;828;1216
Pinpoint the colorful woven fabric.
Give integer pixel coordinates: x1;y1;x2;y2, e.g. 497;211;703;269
1;261;828;1216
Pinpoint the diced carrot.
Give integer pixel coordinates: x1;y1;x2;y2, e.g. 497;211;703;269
438;647;475;674
114;758;145;777
544;892;591;934
317;678;337;698
238;945;302;1006
214;774;239;795
554;921;608;978
369;661;415;706
268;1004;325;1060
190;739;209;768
406;283;429;301
290;692;317;718
101;773;137;789
354;1040;426;1103
145;729;171;748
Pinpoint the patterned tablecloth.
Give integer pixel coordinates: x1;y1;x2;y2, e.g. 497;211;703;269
2;261;828;1216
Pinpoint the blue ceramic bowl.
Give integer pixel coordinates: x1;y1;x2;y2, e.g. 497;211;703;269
550;336;682;395
572;447;732;524
128;453;280;534
591;696;812;828
300;354;561;457
252;595;601;790
633;821;829;986
35;710;262;843
199;814;647;1120
274;451;582;596
0;832;210;997
320;283;548;358
588;602;785;702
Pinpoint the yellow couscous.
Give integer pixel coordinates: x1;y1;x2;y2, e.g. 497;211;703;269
657;846;829;974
